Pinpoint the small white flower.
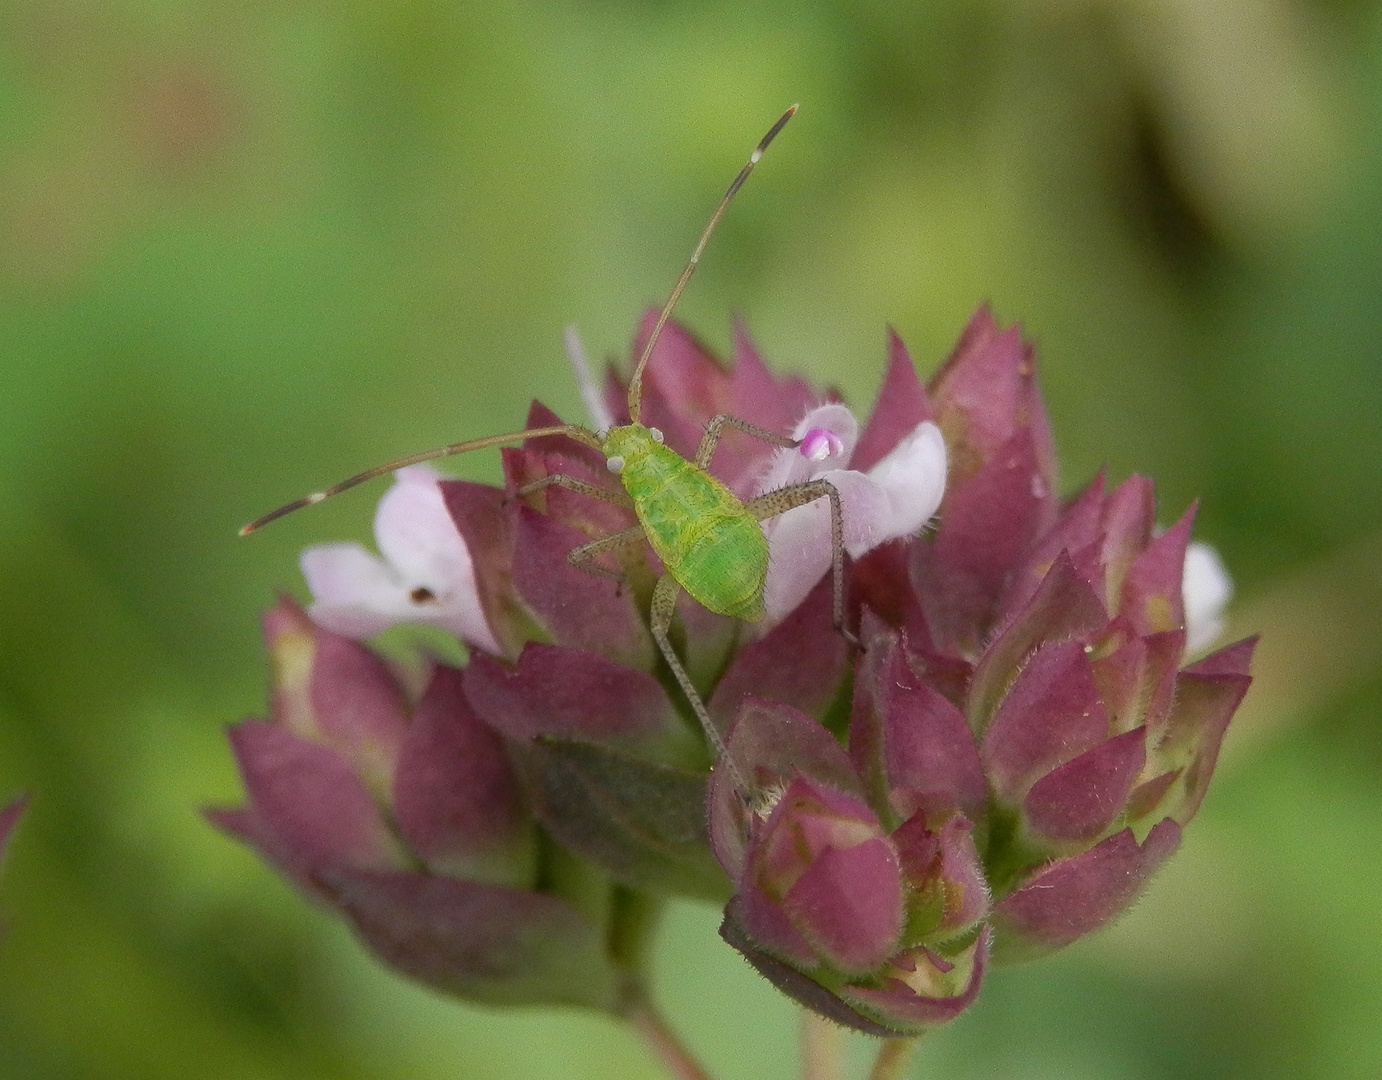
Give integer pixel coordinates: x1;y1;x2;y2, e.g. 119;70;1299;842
1183;541;1232;655
300;466;501;654
755;404;948;625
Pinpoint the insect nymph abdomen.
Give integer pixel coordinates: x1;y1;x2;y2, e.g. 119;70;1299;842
606;424;768;622
675;510;767;622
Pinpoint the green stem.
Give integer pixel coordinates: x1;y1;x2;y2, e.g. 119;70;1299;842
623;989;717;1080
866;1038;920;1080
608;886;664;972
800;1009;845;1080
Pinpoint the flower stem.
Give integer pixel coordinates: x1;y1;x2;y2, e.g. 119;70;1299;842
623;988;717;1080
801;1009;845;1080
866;1038;920;1080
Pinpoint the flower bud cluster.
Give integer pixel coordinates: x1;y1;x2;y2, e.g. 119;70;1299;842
211;602;628;1010
218;309;1251;1033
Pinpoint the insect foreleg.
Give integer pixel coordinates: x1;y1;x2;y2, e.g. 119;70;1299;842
649;573;751;795
567;524;647;583
746;479;860;649
694;414;798;470
514;473;634;509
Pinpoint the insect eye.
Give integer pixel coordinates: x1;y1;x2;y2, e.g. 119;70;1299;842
606;455;626;474
649;427;664;444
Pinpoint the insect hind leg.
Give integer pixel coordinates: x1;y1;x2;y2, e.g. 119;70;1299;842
649;573;751;796
746;479;860;649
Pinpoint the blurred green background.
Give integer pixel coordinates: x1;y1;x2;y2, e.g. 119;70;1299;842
1;1;1380;1077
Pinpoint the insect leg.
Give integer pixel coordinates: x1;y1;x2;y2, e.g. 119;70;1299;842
694;414;797;470
649;572;750;794
567;524;647;583
745;479;860;649
513;473;634;509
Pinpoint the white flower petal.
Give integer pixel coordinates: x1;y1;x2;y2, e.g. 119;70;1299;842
301;543;414;638
760;498;836;626
374;466;473;591
432;602;503;655
792;403;859;455
1183;541;1232;654
858;421;947;550
825;468;894;556
299;469;501;654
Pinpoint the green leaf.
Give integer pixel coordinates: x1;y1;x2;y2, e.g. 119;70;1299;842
522;738;729;902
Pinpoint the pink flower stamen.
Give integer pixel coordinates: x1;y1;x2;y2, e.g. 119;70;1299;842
799;427;844;462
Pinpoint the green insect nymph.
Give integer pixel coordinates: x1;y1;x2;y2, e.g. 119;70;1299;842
242;105;854;794
603;423;768;623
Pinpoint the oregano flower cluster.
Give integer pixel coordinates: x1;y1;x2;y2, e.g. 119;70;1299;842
214;308;1249;1040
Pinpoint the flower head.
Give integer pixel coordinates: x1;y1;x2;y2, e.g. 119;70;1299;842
224;307;1251;1036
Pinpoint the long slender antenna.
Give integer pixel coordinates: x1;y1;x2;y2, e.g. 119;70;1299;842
626;104;798;423
239;423;601;534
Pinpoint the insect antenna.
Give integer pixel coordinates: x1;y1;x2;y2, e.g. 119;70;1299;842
239;423;602;535
625;104;798;424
